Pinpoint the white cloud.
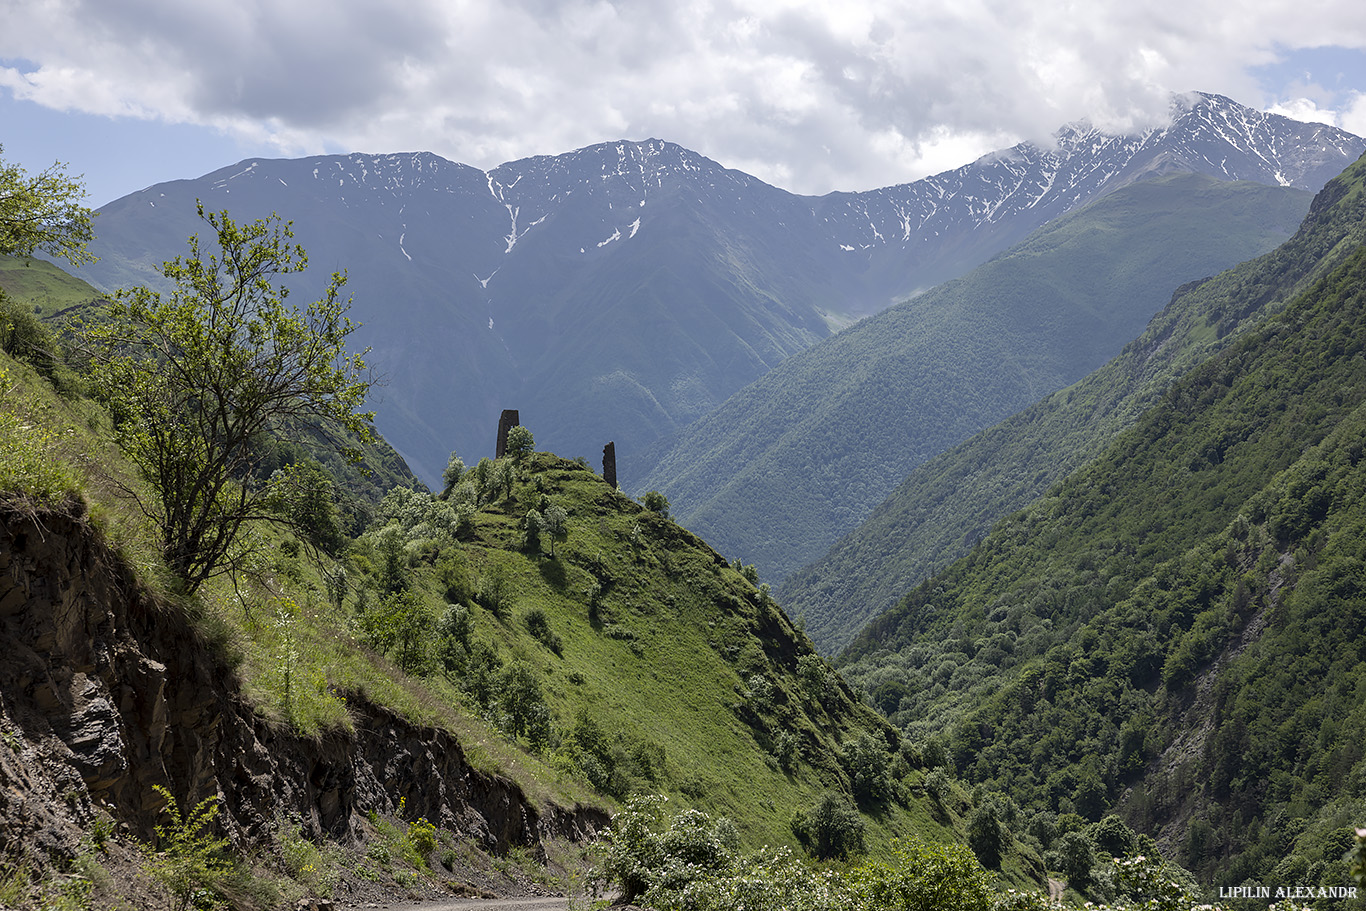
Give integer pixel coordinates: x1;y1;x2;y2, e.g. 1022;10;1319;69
1266;98;1340;126
1341;93;1366;137
1;0;1365;194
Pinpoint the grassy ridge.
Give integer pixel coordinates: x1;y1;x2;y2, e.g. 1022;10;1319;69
785;153;1366;654
0;254;107;316
340;449;969;852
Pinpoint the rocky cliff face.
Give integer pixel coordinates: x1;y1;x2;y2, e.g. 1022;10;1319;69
0;499;604;871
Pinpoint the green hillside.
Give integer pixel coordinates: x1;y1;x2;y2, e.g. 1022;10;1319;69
341;447;944;849
638;173;1311;584
0;253;107;316
1;219;1016;906
839;185;1366;888
786;153;1366;654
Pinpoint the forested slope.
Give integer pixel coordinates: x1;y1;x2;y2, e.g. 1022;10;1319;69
640;174;1311;583
787;152;1366;654
840;175;1366;887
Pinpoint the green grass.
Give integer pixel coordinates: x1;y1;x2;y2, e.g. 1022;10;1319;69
0;253;106;318
364;452;924;847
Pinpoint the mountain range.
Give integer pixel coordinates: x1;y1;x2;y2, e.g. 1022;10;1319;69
9;87;1366;903
638;172;1315;585
70;93;1364;493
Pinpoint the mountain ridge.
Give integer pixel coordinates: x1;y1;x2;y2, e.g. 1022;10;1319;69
70;94;1364;486
783;148;1366;654
638;171;1316;582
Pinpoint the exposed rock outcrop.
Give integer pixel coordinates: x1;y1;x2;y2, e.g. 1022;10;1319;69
0;499;605;870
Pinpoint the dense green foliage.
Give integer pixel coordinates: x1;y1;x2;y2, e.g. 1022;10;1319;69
641;174;1311;584
0;146;94;266
82;205;374;593
841;212;1366;888
786;152;1366;654
592;796;1231;911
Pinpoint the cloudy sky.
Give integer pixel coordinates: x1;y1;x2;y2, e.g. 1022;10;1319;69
2;0;1366;208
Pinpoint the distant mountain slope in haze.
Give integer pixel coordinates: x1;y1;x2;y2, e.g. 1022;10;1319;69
640;173;1314;581
784;151;1366;654
73;94;1363;486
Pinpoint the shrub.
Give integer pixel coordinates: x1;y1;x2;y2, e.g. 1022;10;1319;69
406;817;438;863
596;795;736;906
845;836;995;911
793;791;865;861
639;490;670;518
524;607;562;654
773;730;799;772
144;786;232;911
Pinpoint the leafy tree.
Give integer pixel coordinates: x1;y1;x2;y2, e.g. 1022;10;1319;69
372;525;410;595
842;732;893;805
967;803;1006;868
924;768;951;803
476;559;512;616
772;729;799;772
84;205;372;594
0;145;95;265
358;589;432;673
523;508;543;555
441;451;465;496
271;459;344;554
1057;830;1095;889
437;602;472;672
523;606;562;654
543;503;569;557
1093;814;1137;857
504;424;534;463
471;457;494;501
793;791;865;860
639;490;670;518
490;458;515;501
499;662;552;748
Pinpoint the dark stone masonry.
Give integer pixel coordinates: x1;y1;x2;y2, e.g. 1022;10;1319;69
603;441;617;489
495;409;519;458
